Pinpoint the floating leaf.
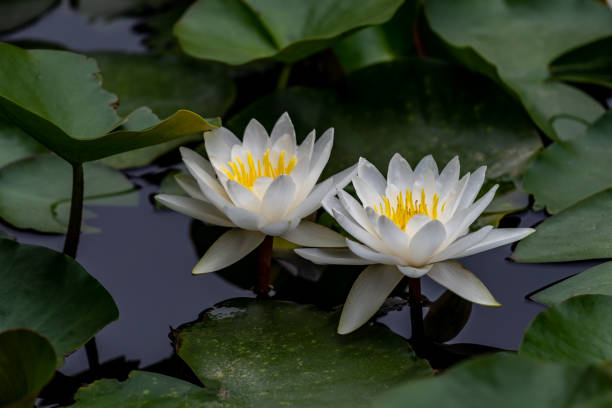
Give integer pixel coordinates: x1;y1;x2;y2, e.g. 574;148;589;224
174;0;404;65
520;295;612;364
228;59;540;181
532;262;612;306
0;329;56;408
0;239;117;366
0;0;57;33
0;121;46;168
0;42;217;164
0;153;137;233
424;290;472;343
375;353;612;407
72;371;222;407
550;37;612;89
513;189;612;263
424;0;612;141
524;110;612;213
176;298;432;408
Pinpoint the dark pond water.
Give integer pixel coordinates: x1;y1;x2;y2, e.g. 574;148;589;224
0;2;603;405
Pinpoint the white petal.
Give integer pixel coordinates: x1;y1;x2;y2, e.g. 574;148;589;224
328;164;357;190
182;156;231;209
155;194;234;227
353;175;383;209
427;261;500;306
286;178;333;220
322;195;353;221
439;173;469;221
179;147;216;177
334;210;388;253
404;214;432;237
460;228;535;258
406;220;446;266
436;156;460;198
357;157;386;196
290;131;315;187
226;180;261;212
295;247;373;265
260;219;297;236
243;119;269;158
282;221;346;247
443;184;498;246
204;128;240;162
261;175;296;221
430;225;493;263
251;177;274;198
222;206;266;230
397;264;433;278
174;174;207;202
338;265;404;334
388;153;413;191
193;229;265;274
295;129;333;203
270;112;296;145
377;215;409;258
338;189;376;234
346;239;404;265
413;154;438;178
458;166;486;210
297;130;315;163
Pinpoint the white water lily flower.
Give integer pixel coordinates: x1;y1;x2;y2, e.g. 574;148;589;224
156;113;354;274
295;154;534;334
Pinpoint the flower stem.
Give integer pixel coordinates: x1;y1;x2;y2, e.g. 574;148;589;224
63;162;84;258
408;278;424;341
276;63;292;91
255;235;274;297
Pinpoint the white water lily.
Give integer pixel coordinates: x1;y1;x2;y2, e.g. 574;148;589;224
156;113;354;275
295;154;534;334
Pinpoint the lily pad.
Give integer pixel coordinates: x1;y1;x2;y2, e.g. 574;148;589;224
0;329;56;408
550;37;612;89
375;353;612;407
72;371;223;407
0;121;47;168
0;239;118;366
0;153;137;233
523;110;612;213
176;298;432;408
513;189;612;263
520;295;612;364
0;0;57;33
174;0;404;65
228;59;541;181
424;0;612;141
0;42;217;164
531;262;612;306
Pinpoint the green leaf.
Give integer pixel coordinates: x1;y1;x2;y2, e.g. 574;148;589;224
333;2;417;73
532;261;612;306
513;189;612;263
424;290;472;343
375;353;612;408
0;239;118;367
424;0;612;141
0;153;137;233
550;36;612;89
0;121;47;168
0;329;56;408
72;371;223;407
176;298;432;408
228;59;541;181
0;42;218;163
0;0;57;33
520;295;612;364
174;0;404;65
524;110;612;213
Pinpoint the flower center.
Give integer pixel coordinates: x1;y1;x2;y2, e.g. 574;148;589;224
374;189;445;231
222;149;297;190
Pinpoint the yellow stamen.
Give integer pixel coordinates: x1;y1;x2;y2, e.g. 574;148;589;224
373;188;445;231
221;149;298;190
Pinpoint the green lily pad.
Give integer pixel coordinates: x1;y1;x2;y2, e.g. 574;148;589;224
0;239;118;366
0;329;56;408
520;295;612;364
333;2;417;74
513;189;612;263
0;153;137;233
424;0;612;141
0;0;57;33
228;59;540;181
0;42;217;164
523;110;612;213
550;36;612;89
174;0;404;65
176;298;432;408
72;371;223;407
0;121;47;168
375;353;612;407
532;262;612;306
